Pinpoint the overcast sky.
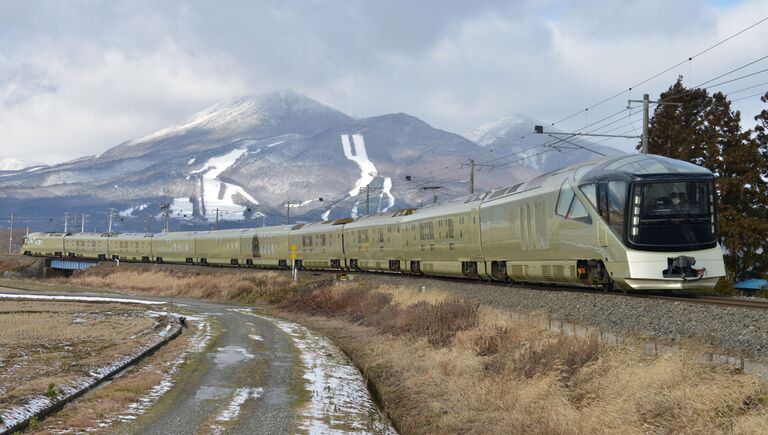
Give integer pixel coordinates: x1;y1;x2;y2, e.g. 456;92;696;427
1;0;767;164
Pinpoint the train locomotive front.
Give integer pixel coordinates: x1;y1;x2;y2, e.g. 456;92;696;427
576;155;725;291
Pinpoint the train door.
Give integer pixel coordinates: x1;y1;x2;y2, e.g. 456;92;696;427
252;235;261;257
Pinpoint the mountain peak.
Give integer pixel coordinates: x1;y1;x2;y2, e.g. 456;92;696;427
123;90;344;147
465;114;539;146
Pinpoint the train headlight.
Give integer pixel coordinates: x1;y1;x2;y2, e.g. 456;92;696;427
631;192;642;238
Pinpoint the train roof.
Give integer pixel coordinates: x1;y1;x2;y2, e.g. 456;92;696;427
578;154;712;183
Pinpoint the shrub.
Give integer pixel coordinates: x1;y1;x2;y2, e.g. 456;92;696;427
45;383;59;400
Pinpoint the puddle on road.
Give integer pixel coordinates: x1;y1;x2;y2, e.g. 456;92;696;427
194;385;232;401
212;346;254;366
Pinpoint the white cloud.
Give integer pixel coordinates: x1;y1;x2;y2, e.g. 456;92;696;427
0;0;766;161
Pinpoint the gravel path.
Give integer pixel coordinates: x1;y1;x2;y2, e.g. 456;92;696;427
360;274;768;358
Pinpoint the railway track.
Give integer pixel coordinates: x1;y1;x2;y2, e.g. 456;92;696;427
640;294;768;310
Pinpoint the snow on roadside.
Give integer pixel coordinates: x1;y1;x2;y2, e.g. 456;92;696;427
103;316;213;428
209;387;263;435
236;309;396;434
0;293;164;305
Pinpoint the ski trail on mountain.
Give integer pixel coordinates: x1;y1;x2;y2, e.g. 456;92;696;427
341;134;377;196
171;148;259;221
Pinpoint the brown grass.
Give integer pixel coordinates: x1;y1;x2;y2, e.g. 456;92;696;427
0;300;161;408
59;265;294;303
275;284;768;434
32;320;201;433
46;266;768;434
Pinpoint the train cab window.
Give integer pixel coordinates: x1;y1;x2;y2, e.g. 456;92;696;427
580;183;597;208
556;180;575;217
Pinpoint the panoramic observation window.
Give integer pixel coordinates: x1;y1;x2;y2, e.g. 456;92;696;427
629;180;716;250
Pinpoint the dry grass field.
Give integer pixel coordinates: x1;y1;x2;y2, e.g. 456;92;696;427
0;300;162;412
30;319;205;433
56;266;768;434
57;265;294;303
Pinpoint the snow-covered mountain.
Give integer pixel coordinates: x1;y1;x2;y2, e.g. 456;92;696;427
0;93;610;232
0;158;44;171
466;114;624;172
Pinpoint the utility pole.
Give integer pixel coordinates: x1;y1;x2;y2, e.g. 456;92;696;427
160;203;170;232
627;93;681;154
641;93;649;154
8;212;13;255
286;203;290;224
146;214;152;234
63;212;69;233
460;159;493;194
215;208;219;230
469;159;474;194
107;208;117;233
80;214;89;233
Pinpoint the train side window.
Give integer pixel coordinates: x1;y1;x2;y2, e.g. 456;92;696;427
556;180;575;217
567;196;592;224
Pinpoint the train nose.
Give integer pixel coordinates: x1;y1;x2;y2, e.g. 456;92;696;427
662;255;703;280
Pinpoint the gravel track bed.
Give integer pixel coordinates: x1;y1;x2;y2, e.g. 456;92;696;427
360;274;768;358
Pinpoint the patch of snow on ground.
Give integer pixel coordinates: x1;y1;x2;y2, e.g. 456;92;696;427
171;148;259;221
248;334;263;341
0;293;163;305
237;310;395;434
267;140;285;148
341;134;378;197
218;387;263;421
188;157;196;165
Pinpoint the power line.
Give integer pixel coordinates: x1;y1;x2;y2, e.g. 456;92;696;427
730;90;768;103
548;15;768;128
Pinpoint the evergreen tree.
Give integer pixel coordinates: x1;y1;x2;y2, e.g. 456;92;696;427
643;80;768;279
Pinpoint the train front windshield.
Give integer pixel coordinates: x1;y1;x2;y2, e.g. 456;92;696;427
628;180;716;250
